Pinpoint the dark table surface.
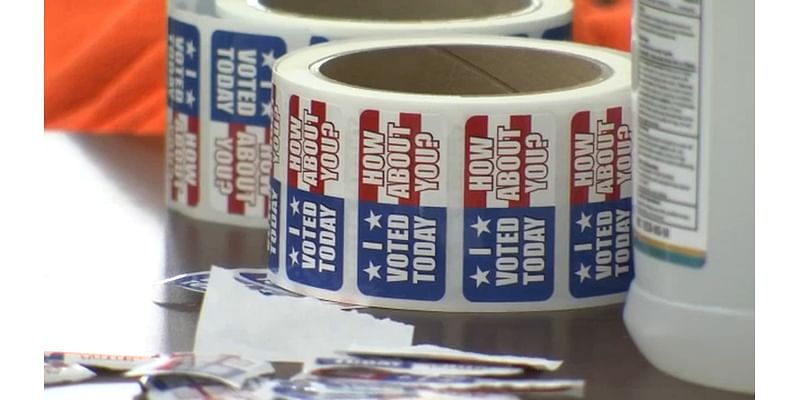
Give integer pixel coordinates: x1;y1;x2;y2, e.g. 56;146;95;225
42;133;753;399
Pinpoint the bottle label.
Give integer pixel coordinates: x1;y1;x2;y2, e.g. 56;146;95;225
634;0;707;267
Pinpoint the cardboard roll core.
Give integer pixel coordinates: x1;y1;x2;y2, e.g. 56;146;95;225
318;45;610;96
259;0;535;21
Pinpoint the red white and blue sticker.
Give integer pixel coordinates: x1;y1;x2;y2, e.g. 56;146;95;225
569;107;634;297
513;23;573;41
268;84;281;272
311;357;523;377
357;110;447;301
271;378;421;400
234;269;299;297
156;271;210;293
542;23;573;40
208;31;286;218
285;97;345;291
462;115;556;302
167;18;200;207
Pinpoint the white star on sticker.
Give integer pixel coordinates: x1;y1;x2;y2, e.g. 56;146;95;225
262;51;276;67
575;263;592;283
261;102;271;116
290;197;300;215
471;216;491;237
186;40;196;58
576;212;592;232
470;267;490;288
364;261;382;281
288;247;299;266
185;90;196;107
364;210;382;231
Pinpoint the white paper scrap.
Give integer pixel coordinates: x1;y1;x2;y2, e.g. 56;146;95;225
344;345;562;372
194;267;414;363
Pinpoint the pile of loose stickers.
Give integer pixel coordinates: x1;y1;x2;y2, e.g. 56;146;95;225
133;346;584;399
48;268;584;398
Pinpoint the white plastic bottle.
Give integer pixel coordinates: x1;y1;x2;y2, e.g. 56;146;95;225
624;0;753;394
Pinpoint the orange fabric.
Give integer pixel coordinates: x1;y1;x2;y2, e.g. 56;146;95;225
572;0;632;52
44;1;166;135
43;0;631;136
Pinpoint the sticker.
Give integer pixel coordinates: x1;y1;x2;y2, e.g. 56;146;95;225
357;110;447;301
167;18;200;207
143;375;276;400
310;357;523;377
569;107;634;298
155;271;210;293
125;353;274;389
235;268;363;309
44;351;158;371
269;84;282;272
234;269;299;297
306;374;583;393
542;23;573;40
345;344;562;372
280;376;575;399
209;31;287;218
44;362;96;385
285;96;345;291
154;268;363;309
462;115;556;302
234;269;271;287
272;378;420;400
309;36;330;45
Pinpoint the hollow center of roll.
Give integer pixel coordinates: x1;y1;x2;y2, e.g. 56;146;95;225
260;0;533;21
318;45;610;96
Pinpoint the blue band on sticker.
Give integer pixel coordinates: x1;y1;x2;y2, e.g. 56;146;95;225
463;208;555;302
162;272;210;293
268;178;281;272
210;31;287;125
44;353;66;363
569;198;633;298
167;18;200;116
236;275;298;297
356;203;446;301
144;375;204;392
542;23;572;41
309;36;330;45
236;272;270;287
285;187;344;291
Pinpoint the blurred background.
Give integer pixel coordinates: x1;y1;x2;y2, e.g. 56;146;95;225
43;0;631;135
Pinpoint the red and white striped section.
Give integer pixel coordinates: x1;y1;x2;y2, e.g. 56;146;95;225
358;109;446;207
167;108;200;207
208;120;272;218
464;114;555;209
286;95;344;198
570;107;632;205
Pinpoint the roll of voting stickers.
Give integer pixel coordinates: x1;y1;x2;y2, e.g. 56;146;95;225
166;0;573;228
268;35;633;311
